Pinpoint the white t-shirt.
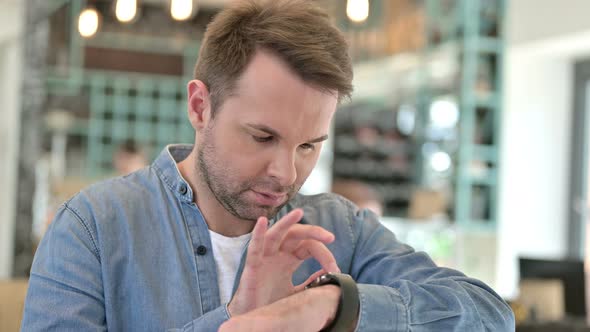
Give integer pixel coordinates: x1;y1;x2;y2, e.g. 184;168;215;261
208;230;252;304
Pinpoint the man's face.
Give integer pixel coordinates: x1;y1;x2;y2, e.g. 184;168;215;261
196;51;338;221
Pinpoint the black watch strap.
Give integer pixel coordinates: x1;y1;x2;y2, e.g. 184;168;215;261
306;273;360;332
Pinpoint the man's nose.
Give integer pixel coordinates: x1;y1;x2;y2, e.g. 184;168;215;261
267;149;297;188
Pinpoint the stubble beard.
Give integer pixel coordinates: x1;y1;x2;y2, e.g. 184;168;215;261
196;129;296;222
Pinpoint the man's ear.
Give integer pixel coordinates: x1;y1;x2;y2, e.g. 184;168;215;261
187;80;211;130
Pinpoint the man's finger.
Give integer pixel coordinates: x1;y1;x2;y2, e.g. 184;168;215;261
244;217;268;270
279;224;334;253
263;209;304;255
293;240;340;273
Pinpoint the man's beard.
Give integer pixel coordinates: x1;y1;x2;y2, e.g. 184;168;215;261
196;129;297;221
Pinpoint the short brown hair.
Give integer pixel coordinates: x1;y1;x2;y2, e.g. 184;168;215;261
193;0;353;114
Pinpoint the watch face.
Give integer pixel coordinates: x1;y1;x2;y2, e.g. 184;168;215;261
307;273;335;289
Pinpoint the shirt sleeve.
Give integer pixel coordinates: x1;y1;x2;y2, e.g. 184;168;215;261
21;202;107;331
349;208;515;331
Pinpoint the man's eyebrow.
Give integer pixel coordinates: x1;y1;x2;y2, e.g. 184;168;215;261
307;135;329;144
246;124;282;139
246;123;328;143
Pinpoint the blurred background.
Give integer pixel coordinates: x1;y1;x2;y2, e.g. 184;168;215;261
1;0;590;330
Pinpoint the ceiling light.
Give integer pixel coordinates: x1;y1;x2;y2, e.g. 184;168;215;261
78;7;100;38
115;0;138;23
170;0;197;21
346;0;369;23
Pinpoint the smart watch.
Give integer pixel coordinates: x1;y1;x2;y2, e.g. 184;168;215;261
306;273;360;332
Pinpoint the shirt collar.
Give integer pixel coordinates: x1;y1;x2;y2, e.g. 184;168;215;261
152;144;194;203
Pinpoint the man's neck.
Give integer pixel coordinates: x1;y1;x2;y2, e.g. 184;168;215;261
177;152;255;237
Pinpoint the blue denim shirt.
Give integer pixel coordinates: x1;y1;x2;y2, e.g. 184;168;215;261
22;145;514;331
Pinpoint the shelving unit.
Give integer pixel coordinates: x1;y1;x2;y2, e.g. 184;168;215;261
327;0;505;286
424;0;505;228
332;0;505;228
332;102;415;215
43;0;207;177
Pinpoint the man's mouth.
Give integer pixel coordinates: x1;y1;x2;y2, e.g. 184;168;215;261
250;190;287;206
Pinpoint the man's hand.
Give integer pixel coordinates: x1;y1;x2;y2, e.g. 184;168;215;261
221;285;341;332
228;208;340;316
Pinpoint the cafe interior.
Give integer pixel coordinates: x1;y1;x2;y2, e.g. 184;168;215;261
1;0;590;330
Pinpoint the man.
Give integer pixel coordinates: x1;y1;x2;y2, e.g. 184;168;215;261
22;0;514;331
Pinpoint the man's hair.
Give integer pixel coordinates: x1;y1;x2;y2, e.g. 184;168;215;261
193;0;353;114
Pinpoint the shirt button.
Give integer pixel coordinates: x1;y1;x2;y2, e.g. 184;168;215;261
178;183;188;195
196;245;207;256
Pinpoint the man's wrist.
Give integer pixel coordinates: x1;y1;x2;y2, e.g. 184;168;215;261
306;273;360;332
304;284;341;328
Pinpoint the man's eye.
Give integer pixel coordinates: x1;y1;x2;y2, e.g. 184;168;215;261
253;136;273;143
299;143;315;151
